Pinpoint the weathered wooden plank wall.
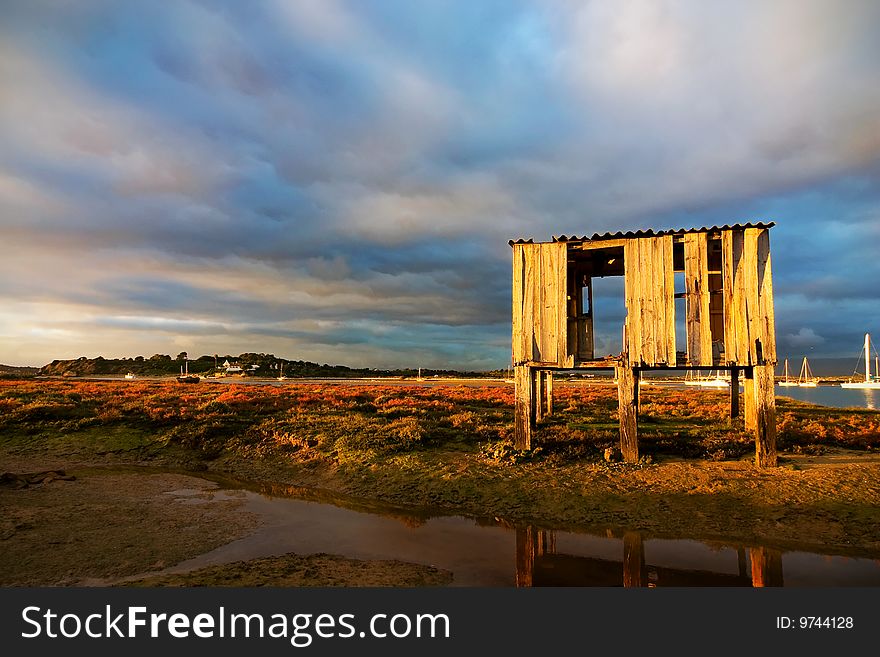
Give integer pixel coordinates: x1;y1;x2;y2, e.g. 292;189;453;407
512;242;569;367
722;228;776;366
750;227;777;363
624;235;676;366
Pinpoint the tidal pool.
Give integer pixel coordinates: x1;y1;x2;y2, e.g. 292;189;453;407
150;481;880;587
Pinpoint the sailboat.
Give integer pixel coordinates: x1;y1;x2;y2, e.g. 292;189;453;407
797;357;818;387
684;370;729;387
841;333;880;389
700;371;730;388
778;359;797;387
277;362;287;381
176;360;200;383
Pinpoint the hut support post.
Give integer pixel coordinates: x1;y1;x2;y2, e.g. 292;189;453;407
729;367;740;421
753;364;777;467
743;367;756;432
514;365;535;450
534;370;545;424
616;363;639;462
534;370;553;422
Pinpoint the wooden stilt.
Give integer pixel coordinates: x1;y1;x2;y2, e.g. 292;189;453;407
743;367;756;433
749;546;784;587
730;367;740;422
623;532;646;587
616;362;639;462
534;370;545;424
514;365;534;450
753;364;777;467
635;369;642;414
544;371;553;417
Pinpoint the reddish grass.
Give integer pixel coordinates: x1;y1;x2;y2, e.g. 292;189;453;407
1;379;877;464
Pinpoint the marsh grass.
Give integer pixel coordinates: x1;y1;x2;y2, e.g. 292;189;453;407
1;380;878;468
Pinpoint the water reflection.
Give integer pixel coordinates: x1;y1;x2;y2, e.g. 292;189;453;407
140;474;880;587
515;527;786;587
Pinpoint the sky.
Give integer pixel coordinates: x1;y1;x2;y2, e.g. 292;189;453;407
1;0;879;370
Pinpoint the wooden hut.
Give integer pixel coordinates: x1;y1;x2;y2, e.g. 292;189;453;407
510;222;777;467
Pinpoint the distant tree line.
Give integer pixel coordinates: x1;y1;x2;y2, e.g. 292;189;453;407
36;353;501;379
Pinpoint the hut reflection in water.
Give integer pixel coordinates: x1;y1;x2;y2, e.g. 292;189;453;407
515;527;784;587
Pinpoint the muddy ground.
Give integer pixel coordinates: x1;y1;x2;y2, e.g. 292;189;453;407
2;447;880;587
0;467;451;587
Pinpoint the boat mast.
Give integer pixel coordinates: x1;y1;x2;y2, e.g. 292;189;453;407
866;333;872;383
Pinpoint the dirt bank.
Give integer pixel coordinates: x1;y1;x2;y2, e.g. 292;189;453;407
0;468;450;587
214;448;880;556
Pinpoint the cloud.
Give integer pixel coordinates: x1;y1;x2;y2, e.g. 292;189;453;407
785;327;826;349
0;1;878;367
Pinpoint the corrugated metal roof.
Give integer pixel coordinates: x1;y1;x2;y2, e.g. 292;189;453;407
508;221;775;246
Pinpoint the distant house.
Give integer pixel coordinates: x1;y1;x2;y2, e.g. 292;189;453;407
224;360;244;374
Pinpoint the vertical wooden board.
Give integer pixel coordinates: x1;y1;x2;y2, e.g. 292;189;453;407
542;245;555;362
645;238;656;365
684;234;700;364
542;246;554;362
522;245;536;363
554;244;570;366
757;229;777;363
545;371;553;416
639;238;655;366
662;235;676;364
722;231;735;364
684;233;712;366
534;244;546;361
743;229;761;364
722;230;747;364
512;245;525;364
624;240;641;363
651;237;664;364
634;239;646;364
733;229;750;364
699;237;713;365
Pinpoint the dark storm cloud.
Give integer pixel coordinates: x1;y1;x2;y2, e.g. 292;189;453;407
1;0;879;368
